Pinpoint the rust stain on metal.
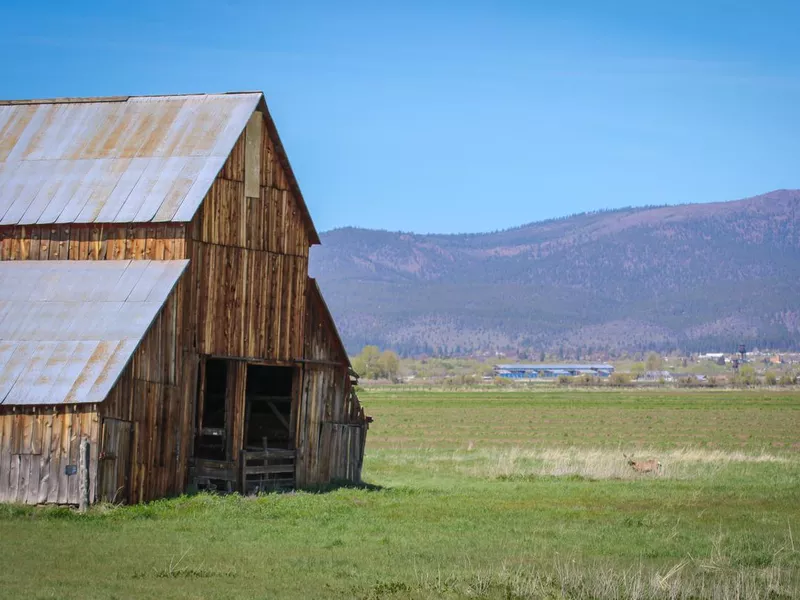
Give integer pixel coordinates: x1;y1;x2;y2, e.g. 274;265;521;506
0;106;37;162
0;260;188;406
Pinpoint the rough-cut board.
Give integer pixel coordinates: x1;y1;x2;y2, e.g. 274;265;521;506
0;405;98;505
244;112;262;199
98;417;132;503
0;223;188;262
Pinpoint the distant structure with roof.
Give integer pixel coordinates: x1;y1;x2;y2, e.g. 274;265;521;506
0;92;369;506
494;363;615;379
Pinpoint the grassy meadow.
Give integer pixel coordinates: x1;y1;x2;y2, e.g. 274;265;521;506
1;389;799;599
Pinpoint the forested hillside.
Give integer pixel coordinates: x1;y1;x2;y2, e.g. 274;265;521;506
310;190;800;357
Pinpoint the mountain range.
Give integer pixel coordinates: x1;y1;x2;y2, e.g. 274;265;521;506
309;190;800;357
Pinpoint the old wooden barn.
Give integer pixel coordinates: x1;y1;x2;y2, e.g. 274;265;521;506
0;92;369;505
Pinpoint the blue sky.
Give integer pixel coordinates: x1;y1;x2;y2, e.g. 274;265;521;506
1;1;799;234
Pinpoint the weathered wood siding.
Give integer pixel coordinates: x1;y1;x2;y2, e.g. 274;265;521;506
188;111;311;361
0;223;187;261
99;276;194;504
296;281;367;486
0;405;100;505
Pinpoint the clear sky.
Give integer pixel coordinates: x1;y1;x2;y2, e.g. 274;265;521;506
1;1;799;234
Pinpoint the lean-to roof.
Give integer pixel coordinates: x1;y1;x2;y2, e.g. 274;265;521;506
0;259;187;406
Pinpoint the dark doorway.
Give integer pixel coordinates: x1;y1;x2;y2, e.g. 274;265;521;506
243;365;294;450
196;358;228;460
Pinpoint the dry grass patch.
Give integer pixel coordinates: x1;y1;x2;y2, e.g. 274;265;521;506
371;446;799;481
473;447;798;480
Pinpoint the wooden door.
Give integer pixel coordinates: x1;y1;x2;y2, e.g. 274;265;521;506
99;418;132;504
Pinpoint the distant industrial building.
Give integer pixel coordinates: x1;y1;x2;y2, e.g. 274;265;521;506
494;364;614;379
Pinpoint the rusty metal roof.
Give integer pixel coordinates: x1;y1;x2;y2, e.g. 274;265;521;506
0;92;261;224
0;259;188;406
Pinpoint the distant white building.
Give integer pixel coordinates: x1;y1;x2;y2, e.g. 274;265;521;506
641;370;674;382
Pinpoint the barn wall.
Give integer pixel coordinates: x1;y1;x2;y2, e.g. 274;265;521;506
188;113;311;362
295;281;367;486
0;405;100;505
99;276;195;504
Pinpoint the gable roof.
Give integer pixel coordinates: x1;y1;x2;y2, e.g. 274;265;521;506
0;92;319;243
0;259;188;406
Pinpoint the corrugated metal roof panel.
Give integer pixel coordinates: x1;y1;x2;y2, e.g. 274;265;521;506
0;93;261;225
0;259;188;405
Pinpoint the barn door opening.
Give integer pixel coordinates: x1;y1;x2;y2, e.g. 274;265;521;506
196;358;228;460
243;365;294;450
241;365;296;492
99;418;132;504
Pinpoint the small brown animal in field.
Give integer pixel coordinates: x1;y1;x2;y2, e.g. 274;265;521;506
623;454;662;474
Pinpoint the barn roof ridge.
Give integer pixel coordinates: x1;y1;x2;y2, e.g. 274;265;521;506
0;91;262;106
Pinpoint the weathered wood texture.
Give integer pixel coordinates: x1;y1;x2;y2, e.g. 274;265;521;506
188;113;311;361
99;276;195;504
0;223;187;261
98;418;132;504
0;405;100;505
296;281;367;486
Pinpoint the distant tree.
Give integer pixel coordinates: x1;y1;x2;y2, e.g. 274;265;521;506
539;350;546;362
645;352;663;372
378;350;400;381
764;371;778;386
351;345;381;379
608;372;631;386
630;362;645;379
735;364;757;386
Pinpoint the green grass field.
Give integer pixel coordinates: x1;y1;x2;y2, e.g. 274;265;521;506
1;389;799;599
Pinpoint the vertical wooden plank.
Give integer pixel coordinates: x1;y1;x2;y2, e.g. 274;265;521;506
37;411;53;503
88;410;100;504
0;413;12;501
9;229;21;260
132;226;147;260
144;224;157;260
67;406;81;503
244;111;263;199
46;411;62;503
29;227;41;260
87;224;100;260
78;437;89;511
18;226;31;260
56;408;71;504
0;228;10;260
9;453;23;503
